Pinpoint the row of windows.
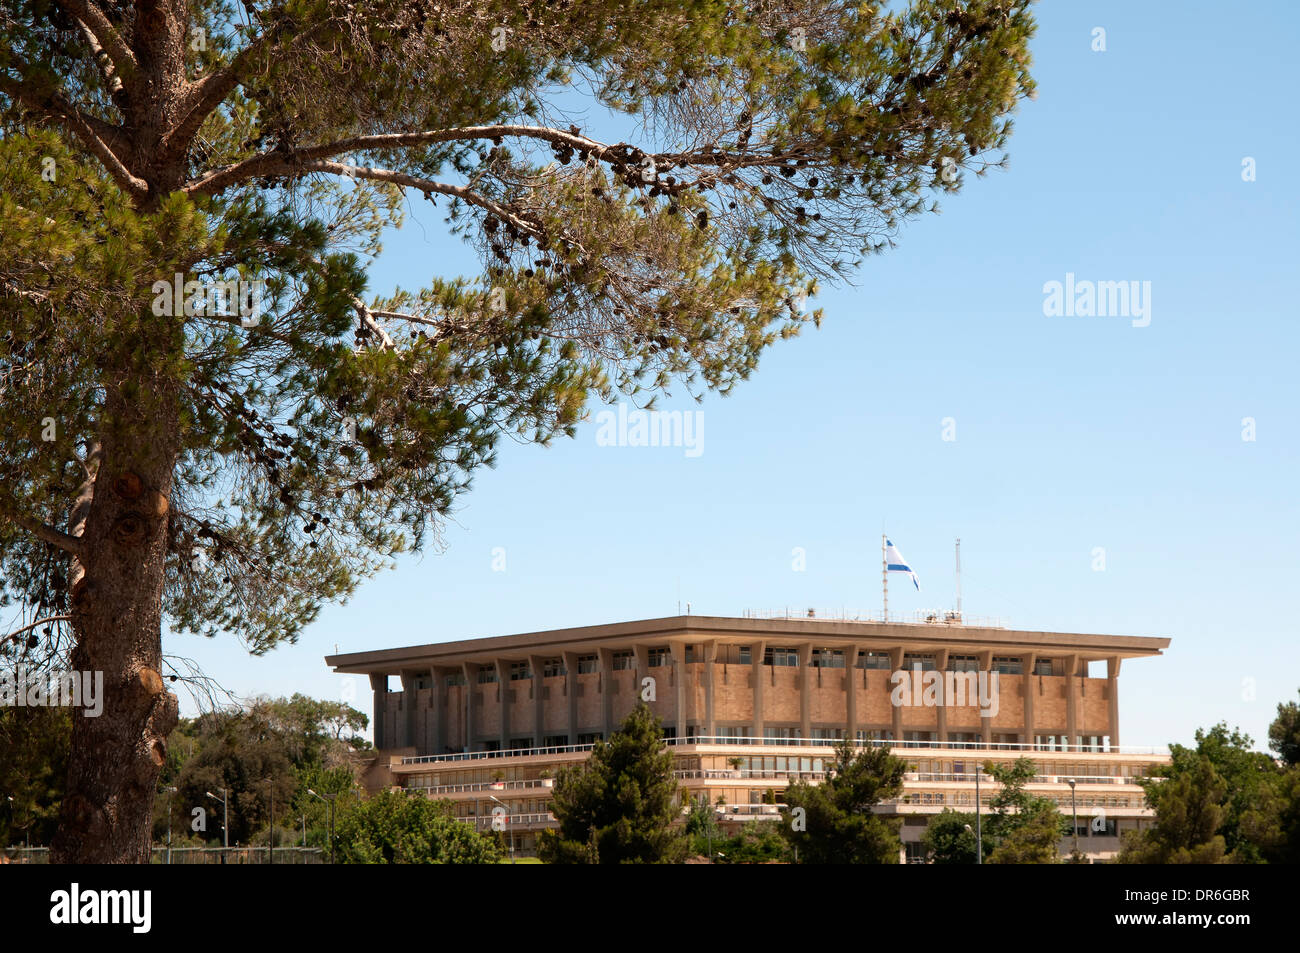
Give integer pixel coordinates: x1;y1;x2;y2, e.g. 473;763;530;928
424;652;1065;688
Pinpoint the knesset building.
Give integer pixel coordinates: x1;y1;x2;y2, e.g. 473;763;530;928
326;612;1170;861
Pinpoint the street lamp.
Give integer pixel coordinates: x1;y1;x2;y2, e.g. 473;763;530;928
205;788;229;849
165;787;178;865
307;789;336;864
1066;778;1079;858
489;795;514;864
261;777;275;865
974;764;983;864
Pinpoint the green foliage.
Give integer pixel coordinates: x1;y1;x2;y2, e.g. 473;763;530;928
1118;755;1228;864
982;757;1067;864
1269;691;1300;768
153;693;368;847
780;740;907;864
711;823;790;864
538;704;685;864
335;790;501;864
0;705;70;846
920;809;988;864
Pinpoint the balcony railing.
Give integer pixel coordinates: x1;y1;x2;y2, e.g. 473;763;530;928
400;736;1164;765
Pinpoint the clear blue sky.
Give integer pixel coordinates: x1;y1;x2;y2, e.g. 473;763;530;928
170;1;1300;753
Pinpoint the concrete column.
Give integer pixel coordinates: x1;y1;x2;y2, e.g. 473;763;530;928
529;654;546;747
399;671;418;749
888;646;904;743
1022;652;1037;749
845;644;861;742
1065;653;1080;751
797;643;813;741
670;642;688;738
461;662;478;751
563;651;580;745
977;650;993;745
703;641;718;739
598;647;614;740
494;658;511;750
429;667;445;755
750;640;767;741
369;673;388;750
934;648;950;744
1107;657;1122;749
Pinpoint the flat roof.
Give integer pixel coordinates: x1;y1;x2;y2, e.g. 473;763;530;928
325;614;1170;675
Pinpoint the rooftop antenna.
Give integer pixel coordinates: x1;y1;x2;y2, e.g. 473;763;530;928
881;532;888;623
955;538;962;620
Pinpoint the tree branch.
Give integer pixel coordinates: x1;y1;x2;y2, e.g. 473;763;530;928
2;512;85;558
163;17;343;166
54;0;138;83
0;68;147;198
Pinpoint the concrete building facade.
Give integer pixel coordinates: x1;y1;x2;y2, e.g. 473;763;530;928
326;613;1171;861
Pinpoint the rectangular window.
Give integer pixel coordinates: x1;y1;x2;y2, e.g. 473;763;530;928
902;653;936;671
811;649;844;668
763;647;799;667
947;655;979;672
444;673;467;688
542;734;568;747
648;647;671;667
576;655;598;674
684;645;703;663
509;661;532;681
993;656;1024;675
810;728;844;741
738;646;752;665
763;727;802;742
857;729;893;743
717;726;752;743
611;650;634;670
577;733;602;745
857;651;891;670
476;669;498;684
542;658;566;678
1033;658;1053;676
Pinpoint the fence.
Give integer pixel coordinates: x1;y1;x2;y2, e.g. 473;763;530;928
0;846;325;864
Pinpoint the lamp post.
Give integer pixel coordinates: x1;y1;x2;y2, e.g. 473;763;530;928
165;787;178;865
307;789;336;864
261;777;275;865
1067;778;1079;858
975;764;982;865
489;795;514;864
205;788;229;849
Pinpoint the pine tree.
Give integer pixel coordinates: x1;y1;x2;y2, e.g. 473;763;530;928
538;703;685;863
0;0;1037;861
780;740;908;863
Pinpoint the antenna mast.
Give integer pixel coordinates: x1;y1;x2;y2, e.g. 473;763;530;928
881;533;888;622
955;537;962;619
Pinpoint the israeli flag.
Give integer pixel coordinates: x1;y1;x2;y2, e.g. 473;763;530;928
885;538;920;590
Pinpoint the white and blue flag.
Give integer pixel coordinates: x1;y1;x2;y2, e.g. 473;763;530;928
885;538;920;590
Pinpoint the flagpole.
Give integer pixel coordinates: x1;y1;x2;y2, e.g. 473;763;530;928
881;533;888;623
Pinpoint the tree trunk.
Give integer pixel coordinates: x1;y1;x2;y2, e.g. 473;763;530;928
50;387;180;863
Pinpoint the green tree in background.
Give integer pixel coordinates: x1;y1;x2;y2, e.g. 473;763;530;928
0;0;1037;862
983;757;1067;864
0;706;70;847
1117;755;1228;864
335;790;499;864
539;704;685;864
780;740;908;863
1269;691;1300;768
921;808;989;864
